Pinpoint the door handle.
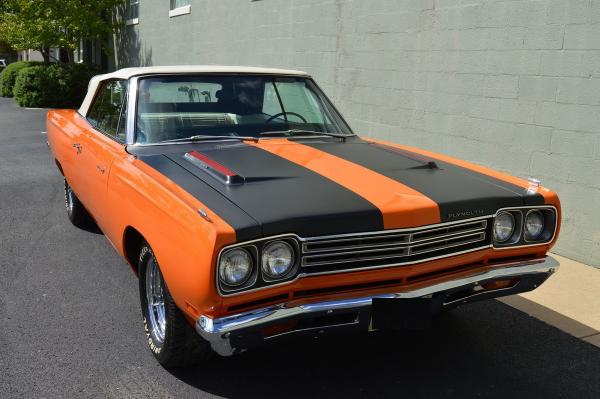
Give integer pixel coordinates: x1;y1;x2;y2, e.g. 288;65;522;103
72;143;82;154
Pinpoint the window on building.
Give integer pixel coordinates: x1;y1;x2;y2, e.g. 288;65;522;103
170;0;190;10
169;0;191;17
126;0;140;24
88;80;129;141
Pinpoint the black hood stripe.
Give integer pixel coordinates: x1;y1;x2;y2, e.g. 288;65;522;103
140;154;261;241
138;143;384;240
303;138;544;222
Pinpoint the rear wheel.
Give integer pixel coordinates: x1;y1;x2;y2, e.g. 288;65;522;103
138;243;212;369
64;179;93;228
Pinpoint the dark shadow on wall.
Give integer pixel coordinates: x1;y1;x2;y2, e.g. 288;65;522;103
112;4;153;69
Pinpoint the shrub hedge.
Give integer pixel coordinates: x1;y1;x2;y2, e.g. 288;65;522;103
0;61;43;97
13;63;99;108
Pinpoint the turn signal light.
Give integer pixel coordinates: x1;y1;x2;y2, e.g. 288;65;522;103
261;320;298;337
482;279;515;290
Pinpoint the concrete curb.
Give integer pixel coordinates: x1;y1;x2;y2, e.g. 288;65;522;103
499;296;600;348
500;253;600;349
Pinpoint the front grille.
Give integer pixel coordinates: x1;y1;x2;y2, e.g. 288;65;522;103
301;219;491;274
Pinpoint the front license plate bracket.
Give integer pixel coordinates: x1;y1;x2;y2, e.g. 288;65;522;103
370;298;432;331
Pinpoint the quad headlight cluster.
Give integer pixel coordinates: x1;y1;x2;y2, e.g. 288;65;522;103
492;207;556;248
217;237;299;294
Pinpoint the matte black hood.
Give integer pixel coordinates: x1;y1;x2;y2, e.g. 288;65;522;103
131;138;543;242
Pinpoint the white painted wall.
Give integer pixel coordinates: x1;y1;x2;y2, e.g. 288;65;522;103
117;0;600;266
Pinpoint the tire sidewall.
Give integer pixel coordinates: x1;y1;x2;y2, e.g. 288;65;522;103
64;179;75;220
139;245;170;360
63;179;91;227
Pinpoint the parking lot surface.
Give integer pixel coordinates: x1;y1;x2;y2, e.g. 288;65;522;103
1;97;599;398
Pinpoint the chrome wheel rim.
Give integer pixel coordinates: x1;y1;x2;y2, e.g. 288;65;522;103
65;183;74;213
145;257;166;345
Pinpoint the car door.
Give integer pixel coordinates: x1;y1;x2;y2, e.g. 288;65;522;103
77;79;129;228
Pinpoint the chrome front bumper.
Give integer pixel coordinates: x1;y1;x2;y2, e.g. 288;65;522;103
196;256;559;356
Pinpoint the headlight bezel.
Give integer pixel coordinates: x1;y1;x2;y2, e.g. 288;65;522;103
261;240;296;281
524;209;545;242
216;235;300;296
218;247;257;292
492;206;557;249
492;211;516;243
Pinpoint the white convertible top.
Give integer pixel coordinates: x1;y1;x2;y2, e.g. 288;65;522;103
78;65;310;115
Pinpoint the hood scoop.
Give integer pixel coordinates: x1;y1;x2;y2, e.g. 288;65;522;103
183;151;245;185
408;161;440;170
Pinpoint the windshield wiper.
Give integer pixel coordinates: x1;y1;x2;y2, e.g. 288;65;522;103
260;129;353;140
158;134;259;144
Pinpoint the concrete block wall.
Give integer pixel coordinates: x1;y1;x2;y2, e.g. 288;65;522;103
118;0;600;267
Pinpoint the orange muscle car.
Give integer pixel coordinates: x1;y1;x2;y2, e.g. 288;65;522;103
47;66;561;369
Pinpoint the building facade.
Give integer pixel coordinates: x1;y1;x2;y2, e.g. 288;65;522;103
113;0;600;267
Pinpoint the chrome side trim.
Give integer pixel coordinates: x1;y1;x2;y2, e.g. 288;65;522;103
198;256;559;356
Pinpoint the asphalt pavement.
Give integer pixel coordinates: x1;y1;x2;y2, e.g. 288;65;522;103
1;96;599;398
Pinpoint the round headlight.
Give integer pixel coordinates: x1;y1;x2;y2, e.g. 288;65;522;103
525;210;545;241
493;212;515;243
262;241;295;279
219;248;253;287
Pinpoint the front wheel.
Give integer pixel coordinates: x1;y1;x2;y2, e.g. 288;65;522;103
138;244;212;368
64;179;93;228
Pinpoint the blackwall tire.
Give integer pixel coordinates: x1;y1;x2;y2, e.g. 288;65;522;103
138;243;213;369
64;179;93;228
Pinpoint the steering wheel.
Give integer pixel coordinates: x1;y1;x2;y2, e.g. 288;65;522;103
266;112;308;124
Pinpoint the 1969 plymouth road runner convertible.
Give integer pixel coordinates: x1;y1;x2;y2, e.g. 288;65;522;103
47;66;561;368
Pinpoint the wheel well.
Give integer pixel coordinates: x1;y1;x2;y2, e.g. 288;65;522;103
55;159;64;176
123;226;145;276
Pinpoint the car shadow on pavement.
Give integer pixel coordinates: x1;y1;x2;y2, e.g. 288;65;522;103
78;221;103;235
171;300;600;398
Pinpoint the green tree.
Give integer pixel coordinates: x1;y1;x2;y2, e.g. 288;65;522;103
0;0;124;64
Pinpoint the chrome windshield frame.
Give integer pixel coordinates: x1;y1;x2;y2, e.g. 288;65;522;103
123;73;355;146
125;76;139;145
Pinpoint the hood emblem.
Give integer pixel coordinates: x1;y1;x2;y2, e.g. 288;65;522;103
447;209;488;219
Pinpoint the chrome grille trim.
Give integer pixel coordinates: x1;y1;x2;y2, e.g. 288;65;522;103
302;220;487;254
301;220;489;269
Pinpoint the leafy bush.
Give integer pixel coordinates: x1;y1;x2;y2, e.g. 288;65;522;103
13;63;99;108
13;66;52;107
0;61;42;97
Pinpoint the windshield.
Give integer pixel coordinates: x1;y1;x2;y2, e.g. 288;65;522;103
135;75;353;144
